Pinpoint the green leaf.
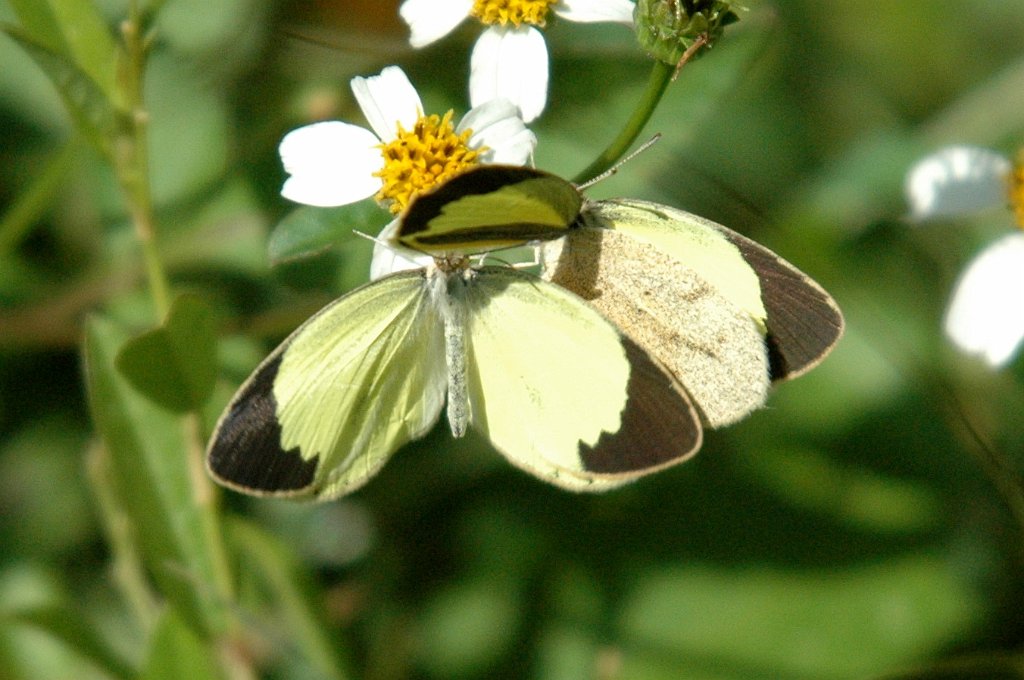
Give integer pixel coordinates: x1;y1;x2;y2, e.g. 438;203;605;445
116;293;218;413
227;518;351;680
13;605;135;680
615;555;984;679
1;24;117;157
140;609;222;680
83;316;227;636
6;0;118;103
268;199;385;265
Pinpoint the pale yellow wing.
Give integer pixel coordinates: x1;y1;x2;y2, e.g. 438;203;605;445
207;271;447;500
456;267;701;491
584;198;844;381
543;227;770;428
582;198;768;329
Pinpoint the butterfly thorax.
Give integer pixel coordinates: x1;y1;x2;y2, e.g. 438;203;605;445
431;252;473;274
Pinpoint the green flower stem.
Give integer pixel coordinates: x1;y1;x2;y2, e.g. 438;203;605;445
117;5;170;320
572;60;674;184
185;411;236;604
86;441;160;633
952;401;1024;561
116;10;246;674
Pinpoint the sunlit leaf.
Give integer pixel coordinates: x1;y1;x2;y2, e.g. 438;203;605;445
116;293;217;413
1;25;116;157
616;556;984;679
7;0;118;102
268;200;385;265
415;579;522;677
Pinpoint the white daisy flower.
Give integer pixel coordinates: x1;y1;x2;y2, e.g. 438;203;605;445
279;65;536;212
399;0;636;123
368;219;429;281
905;145;1024;368
279;66;536;280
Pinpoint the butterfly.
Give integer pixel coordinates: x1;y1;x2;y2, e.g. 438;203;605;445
207;238;699;500
392;164;844;428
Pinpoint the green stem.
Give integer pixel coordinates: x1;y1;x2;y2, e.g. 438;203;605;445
185;412;236;604
86;441;160;633
946;389;1024;562
117;3;170;320
114;12;248;679
572;60;674;184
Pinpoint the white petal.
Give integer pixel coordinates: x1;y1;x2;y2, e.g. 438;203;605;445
458;98;537;164
400;0;473;48
555;0;635;24
906;145;1011;221
351;66;423;142
470;26;549;124
370;219;434;280
279;122;382;207
943;232;1024;368
477;124;538;165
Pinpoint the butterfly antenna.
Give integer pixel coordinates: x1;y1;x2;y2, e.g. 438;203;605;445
578;134;662;190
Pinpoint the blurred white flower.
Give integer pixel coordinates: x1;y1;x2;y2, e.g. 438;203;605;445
399;0;635;123
279;65;536;212
943;233;1024;367
905;146;1012;221
905;145;1024;368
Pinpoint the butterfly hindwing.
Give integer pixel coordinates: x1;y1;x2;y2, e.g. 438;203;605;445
459;266;701;491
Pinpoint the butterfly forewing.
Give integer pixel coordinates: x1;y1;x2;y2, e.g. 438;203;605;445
397;166;583;253
543;226;770;428
583;198;843;382
207;271;447;500
710;225;845;380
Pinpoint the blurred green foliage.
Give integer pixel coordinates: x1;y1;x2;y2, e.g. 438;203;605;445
1;0;1023;678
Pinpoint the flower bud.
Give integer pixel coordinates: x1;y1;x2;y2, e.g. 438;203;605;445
633;0;740;66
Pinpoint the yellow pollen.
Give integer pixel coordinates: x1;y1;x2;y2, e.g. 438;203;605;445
1011;150;1024;230
374;110;486;214
471;0;556;27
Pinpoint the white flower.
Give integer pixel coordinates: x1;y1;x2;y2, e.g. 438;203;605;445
905;146;1012;221
278;66;536;281
943;233;1024;368
400;0;635;123
905;145;1024;368
279;65;536;210
368;219;429;281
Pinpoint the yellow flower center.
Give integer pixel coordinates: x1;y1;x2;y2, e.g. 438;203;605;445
1011;150;1024;230
375;110;485;214
471;0;556;27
